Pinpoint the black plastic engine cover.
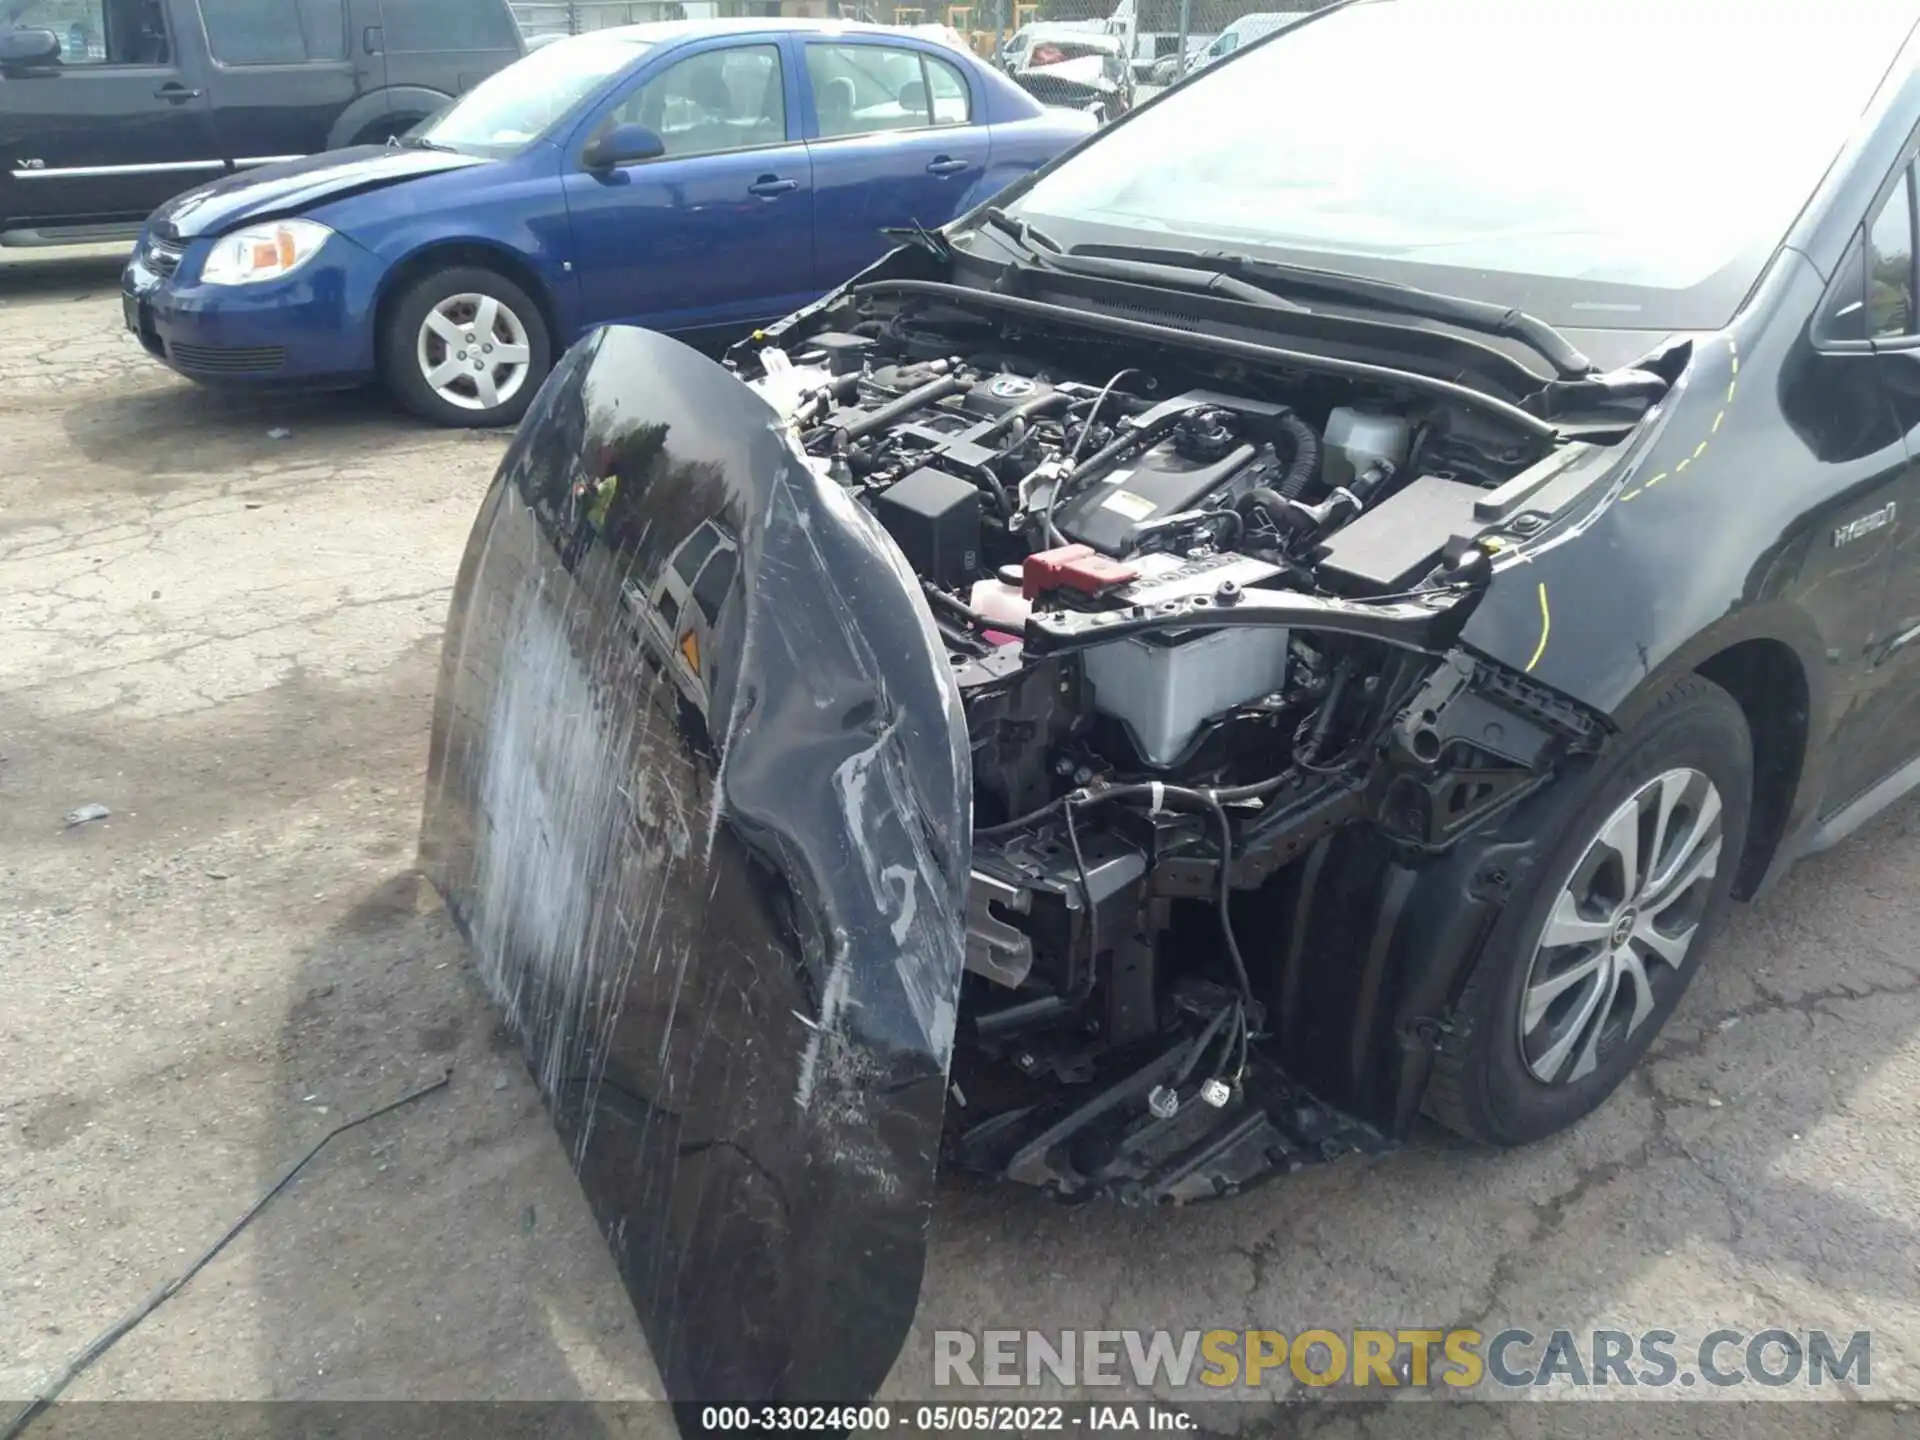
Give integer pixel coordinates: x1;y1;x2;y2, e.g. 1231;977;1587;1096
1056;439;1256;555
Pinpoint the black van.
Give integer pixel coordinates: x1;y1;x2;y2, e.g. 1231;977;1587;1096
0;0;523;247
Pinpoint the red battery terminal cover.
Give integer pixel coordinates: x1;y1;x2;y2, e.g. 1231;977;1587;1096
1022;544;1141;601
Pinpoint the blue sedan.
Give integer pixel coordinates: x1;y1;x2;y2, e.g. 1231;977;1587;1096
120;20;1095;426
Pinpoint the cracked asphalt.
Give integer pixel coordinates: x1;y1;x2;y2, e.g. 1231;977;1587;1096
3;250;1917;1439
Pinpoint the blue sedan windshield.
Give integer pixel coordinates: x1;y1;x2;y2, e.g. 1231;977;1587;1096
1004;0;1920;329
419;35;652;156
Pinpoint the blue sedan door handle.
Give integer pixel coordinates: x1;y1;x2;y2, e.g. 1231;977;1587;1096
926;156;969;176
748;174;799;198
155;83;202;102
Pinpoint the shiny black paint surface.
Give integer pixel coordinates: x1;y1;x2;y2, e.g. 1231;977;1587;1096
421;327;969;1406
1462;249;1914;876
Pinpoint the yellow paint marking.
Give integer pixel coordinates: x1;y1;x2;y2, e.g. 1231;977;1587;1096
1525;582;1552;673
1645;471;1669;489
1621;488;1641;502
1726;378;1737;403
1676;459;1691;474
1693;440;1709;459
1712;411;1724;433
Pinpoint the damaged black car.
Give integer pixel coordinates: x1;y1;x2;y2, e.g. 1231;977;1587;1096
420;0;1920;1420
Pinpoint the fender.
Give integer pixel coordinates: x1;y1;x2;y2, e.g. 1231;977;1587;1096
325;86;456;150
1464;266;1889;896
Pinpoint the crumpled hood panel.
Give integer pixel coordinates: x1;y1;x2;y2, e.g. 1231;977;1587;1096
151;146;489;240
420;326;970;1411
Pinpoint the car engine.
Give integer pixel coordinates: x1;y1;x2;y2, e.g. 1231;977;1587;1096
734;310;1606;1201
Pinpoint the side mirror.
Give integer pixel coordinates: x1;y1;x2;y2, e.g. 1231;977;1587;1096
582;122;665;170
0;27;63;71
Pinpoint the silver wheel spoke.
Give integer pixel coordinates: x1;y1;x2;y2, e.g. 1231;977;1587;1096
1630;914;1695;970
426;357;468;390
424;309;464;345
472;295;501;340
1568;963;1622;1081
1645;786;1722;901
1534;958;1612;1082
1644;835;1721;916
1523;949;1606;1034
471;365;501;409
1613;944;1656;1035
1541;890;1613;949
1595;797;1643;898
1642;770;1692;892
493;340;530;365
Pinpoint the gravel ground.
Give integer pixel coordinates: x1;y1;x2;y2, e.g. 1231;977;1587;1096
3;249;1918;1438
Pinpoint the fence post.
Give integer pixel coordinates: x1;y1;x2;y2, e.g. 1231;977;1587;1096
1175;0;1191;77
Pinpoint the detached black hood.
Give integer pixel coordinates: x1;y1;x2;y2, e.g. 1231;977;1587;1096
421;327;971;1416
150;145;489;241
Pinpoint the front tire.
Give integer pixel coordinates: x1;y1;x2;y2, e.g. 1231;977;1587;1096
1425;674;1753;1146
381;266;551;428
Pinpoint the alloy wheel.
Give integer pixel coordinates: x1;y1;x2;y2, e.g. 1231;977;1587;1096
1518;767;1724;1085
415;292;532;413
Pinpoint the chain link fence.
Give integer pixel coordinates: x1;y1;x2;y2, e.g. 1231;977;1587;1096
509;0;1333;94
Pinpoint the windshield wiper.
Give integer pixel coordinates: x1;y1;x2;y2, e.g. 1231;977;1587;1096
1072;242;1597;378
880;218;952;264
975;210;1308;314
396;135;459;153
981;206;1063;258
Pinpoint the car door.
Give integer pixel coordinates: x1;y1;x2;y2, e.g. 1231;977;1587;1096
1825;151;1920;802
0;0;218;237
193;0;356;163
561;37;813;333
800;37;988;289
1794;156;1920;810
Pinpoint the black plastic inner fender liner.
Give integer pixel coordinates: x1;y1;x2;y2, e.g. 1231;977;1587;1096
420;326;971;1418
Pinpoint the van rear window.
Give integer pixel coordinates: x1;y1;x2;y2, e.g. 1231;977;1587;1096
385;0;518;53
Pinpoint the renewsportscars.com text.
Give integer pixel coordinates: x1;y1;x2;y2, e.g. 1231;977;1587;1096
934;1328;1872;1391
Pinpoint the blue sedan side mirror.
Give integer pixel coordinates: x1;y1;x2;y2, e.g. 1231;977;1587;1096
0;27;63;70
583;123;667;171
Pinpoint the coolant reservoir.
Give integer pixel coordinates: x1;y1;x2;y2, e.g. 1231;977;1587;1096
969;570;1031;644
1323;407;1413;491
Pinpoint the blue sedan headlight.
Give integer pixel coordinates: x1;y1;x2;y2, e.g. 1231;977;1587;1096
199;220;334;286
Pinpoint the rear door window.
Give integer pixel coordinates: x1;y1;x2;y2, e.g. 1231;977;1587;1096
196;0;346;64
383;0;519;53
805;43;968;139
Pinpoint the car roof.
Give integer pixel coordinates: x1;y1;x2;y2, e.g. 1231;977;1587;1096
586;17;972;45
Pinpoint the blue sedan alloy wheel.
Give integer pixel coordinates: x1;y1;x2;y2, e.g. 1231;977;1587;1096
383;265;552;428
419;292;534;415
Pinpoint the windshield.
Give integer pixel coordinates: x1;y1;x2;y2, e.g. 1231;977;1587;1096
1002;0;1920;330
418;35;650;156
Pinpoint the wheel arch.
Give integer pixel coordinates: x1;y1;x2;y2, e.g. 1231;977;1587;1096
1691;637;1812;900
372;240;563;381
325;86;456;151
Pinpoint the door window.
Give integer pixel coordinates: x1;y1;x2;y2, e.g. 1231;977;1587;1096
607;44;787;159
805;43;969;140
13;0;171;65
383;0;519;53
690;544;738;626
196;0;346;64
1867;167;1916;340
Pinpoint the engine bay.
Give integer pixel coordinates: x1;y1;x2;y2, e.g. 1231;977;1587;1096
731;299;1612;1202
